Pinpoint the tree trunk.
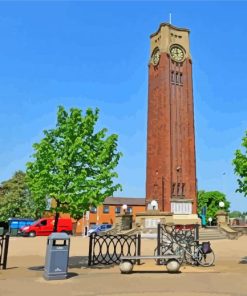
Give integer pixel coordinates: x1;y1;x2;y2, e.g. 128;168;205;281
53;211;60;232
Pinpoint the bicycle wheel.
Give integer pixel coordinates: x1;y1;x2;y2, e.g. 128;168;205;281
197;248;215;267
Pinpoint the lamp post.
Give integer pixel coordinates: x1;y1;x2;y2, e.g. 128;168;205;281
218;201;228;225
219;201;225;209
208;217;212;227
122;204;127;214
150;200;158;210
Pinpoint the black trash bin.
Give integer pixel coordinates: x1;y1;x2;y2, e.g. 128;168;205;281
43;232;70;280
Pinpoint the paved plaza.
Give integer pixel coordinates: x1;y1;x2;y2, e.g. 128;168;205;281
1;235;247;296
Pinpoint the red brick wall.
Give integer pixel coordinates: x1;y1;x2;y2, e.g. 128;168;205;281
146;53;197;213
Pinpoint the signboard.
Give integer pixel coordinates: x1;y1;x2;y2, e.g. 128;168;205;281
171;202;192;214
145;218;160;229
85;211;90;221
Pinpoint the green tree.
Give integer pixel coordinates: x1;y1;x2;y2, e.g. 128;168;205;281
197;190;230;221
229;211;242;218
26;106;122;231
0;171;37;222
233;130;247;197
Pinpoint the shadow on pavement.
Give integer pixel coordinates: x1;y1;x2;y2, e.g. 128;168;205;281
28;256;116;272
68;256;88;268
28;266;44;271
69;256;116;270
131;270;182;274
239;256;247;264
67;272;78;279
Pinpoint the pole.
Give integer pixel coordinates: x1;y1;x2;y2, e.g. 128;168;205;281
88;234;93;266
3;233;9;270
162;177;165;211
137;234;141;265
157;223;161;265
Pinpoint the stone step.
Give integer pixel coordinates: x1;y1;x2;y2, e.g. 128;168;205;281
199;228;227;240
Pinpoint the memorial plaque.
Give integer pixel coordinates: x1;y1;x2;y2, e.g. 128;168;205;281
145;218;160;229
171;202;192;214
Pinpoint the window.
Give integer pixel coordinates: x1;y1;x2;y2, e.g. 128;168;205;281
171;71;175;83
180;73;183;84
103;205;109;214
115;207;121;214
90;206;97;213
40;220;47;226
171;71;183;85
89;223;96;229
127;207;133;214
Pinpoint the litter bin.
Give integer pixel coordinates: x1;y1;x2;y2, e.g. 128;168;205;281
43;232;70;280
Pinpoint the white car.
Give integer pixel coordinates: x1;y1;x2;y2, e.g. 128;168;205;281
87;224;112;236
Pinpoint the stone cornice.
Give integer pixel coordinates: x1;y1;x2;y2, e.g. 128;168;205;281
150;22;190;38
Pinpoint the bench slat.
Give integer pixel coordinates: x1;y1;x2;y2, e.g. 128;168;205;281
121;255;180;260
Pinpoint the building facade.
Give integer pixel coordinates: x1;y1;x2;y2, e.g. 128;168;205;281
76;197;145;234
146;23;197;214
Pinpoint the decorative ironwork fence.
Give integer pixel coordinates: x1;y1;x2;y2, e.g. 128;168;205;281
0;233;10;270
156;224;199;264
88;233;141;266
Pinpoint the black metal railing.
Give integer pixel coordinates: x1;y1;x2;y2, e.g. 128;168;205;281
88;233;141;266
0;233;10;270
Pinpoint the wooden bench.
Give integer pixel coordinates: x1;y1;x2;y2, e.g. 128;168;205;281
119;254;181;274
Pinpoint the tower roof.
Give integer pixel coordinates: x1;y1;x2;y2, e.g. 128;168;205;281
150;22;190;38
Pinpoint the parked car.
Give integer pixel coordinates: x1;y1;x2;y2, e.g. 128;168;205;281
18;218;73;237
87;224;112;236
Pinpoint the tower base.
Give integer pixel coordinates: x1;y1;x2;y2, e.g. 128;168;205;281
135;210;200;234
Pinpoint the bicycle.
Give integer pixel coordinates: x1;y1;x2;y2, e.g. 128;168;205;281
174;240;215;267
156;224;215;267
155;237;215;267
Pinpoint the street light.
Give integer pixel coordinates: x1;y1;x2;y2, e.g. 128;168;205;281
219;201;225;209
208;217;212;226
122;204;127;214
150;200;158;210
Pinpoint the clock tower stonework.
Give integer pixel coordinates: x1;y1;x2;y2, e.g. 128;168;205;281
146;23;197;217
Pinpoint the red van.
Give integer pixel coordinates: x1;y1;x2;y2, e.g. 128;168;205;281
19;218;73;237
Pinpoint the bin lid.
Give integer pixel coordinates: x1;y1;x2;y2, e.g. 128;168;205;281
48;232;70;240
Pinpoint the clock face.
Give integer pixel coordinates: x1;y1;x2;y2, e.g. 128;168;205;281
151;48;160;66
170;45;185;62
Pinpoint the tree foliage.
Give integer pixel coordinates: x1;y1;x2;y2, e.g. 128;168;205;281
0;171;37;222
26;106;122;230
233;130;247;197
197;190;230;221
229;211;242;218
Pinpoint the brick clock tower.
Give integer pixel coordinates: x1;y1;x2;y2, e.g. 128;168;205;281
146;23;197;216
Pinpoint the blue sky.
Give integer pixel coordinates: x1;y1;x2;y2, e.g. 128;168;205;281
0;1;247;211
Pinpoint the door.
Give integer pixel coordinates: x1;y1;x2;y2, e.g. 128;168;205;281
37;219;52;236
